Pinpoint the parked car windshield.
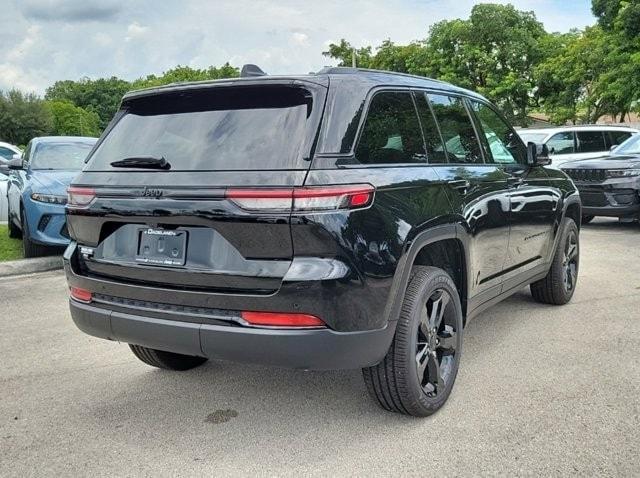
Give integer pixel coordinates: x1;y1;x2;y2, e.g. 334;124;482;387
31;141;96;170
517;132;547;144
612;134;640;155
86;86;314;171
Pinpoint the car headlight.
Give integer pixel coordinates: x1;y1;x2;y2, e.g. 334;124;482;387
30;193;67;205
605;169;640;178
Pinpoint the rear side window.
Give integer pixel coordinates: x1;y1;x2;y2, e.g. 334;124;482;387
576;131;606;153
469;101;526;165
547;132;574;155
427;94;483;164
414;94;447;163
87;86;314;171
355;91;426;164
606;131;632;148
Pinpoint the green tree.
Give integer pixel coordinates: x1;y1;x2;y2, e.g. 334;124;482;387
46;100;101;137
593;0;640;38
0;90;53;146
424;4;547;124
45;77;131;130
322;39;373;68
132;63;239;89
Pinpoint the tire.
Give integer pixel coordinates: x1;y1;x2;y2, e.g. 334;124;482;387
7;206;21;238
363;266;464;417
581;215;594;224
129;344;208;371
21;209;50;258
530;217;579;305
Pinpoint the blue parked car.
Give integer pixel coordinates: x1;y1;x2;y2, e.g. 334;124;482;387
6;136;97;257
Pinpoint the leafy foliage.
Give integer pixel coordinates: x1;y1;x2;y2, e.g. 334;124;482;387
0;90;53;146
46;100;101;137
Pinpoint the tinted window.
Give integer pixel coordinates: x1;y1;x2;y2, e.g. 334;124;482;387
355;91;426;164
414;94;447;163
32;142;95;170
0;147;15;159
88;86;313;171
606;131;632;149
427;94;483;164
470;101;526;165
547;132;574;155
577;131;606;153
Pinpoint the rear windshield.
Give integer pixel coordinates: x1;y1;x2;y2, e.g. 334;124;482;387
86;86;314;171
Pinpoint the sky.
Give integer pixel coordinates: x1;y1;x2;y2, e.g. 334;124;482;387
0;0;596;94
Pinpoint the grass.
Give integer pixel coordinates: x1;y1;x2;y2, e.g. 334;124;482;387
0;224;23;261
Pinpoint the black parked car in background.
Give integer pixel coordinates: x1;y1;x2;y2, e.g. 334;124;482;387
561;134;640;223
64;67;581;416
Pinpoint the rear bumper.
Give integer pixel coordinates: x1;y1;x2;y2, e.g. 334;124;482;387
70;299;395;370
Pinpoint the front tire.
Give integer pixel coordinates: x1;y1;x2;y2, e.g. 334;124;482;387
129;344;208;371
363;266;463;417
530;217;579;305
21;209;49;258
7;206;21;238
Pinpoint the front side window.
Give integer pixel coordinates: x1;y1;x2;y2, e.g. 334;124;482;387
576;131;606;153
355;91;426;164
427;94;483;164
469;101;526;165
547;132;574;155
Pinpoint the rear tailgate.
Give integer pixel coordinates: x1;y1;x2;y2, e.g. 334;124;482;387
67;80;327;294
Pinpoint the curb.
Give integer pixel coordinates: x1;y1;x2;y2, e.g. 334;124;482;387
0;256;63;278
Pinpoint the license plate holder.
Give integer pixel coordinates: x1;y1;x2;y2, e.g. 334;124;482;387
136;228;187;266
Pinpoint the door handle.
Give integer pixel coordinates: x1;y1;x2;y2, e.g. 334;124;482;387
447;179;471;192
507;176;524;188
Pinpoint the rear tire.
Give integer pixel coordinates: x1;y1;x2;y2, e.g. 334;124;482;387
129;344;208;371
363;266;463;417
581;215;594;224
530;217;579;305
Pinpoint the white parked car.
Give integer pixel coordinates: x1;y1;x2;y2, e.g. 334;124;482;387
0;142;21;222
518;125;639;167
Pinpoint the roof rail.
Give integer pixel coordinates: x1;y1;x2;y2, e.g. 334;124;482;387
240;64;267;78
316;66;447;85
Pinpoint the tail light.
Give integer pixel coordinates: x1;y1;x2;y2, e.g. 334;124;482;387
241;311;325;328
67;187;96;208
70;287;92;303
226;184;375;212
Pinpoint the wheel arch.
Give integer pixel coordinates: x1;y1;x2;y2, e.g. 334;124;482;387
384;224;469;326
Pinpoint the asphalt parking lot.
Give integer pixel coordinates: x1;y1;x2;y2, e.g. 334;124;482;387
1;218;639;477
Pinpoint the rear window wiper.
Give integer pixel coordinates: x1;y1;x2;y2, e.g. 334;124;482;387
110;156;171;170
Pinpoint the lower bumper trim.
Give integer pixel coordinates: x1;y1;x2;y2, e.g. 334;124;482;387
69;300;396;370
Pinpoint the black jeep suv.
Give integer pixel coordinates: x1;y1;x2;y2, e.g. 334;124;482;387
561;133;640;223
64;67;581;416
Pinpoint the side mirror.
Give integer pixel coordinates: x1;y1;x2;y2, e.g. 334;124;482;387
527;142;551;167
609;145;617;152
7;157;23;170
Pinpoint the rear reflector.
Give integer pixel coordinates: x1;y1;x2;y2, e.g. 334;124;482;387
67;187;96;208
226;184;374;212
70;287;92;303
241;311;325;328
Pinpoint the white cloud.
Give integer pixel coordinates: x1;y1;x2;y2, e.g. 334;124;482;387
125;21;148;42
0;0;596;94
